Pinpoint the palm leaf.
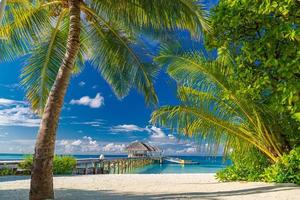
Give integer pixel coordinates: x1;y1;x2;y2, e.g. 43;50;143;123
21;10;87;113
82;5;159;104
88;0;210;38
0;1;55;62
152;46;285;161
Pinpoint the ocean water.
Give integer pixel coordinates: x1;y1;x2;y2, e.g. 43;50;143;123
130;156;230;174
0;154;230;174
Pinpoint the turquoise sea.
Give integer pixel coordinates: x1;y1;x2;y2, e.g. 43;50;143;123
0;154;230;173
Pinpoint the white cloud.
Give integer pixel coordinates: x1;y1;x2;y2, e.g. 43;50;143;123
0;139;35;153
111;124;145;132
176;147;197;154
57;136;101;154
55;136;126;154
70;93;104;108
71;120;103;127
147;126;166;139
0;98;18;105
71;140;82;146
110;124;167;140
78;81;86;87
0;83;20;91
102;143;126;153
0;98;40;127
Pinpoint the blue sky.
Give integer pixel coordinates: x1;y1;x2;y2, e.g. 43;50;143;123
0;35;204;155
0;0;219;155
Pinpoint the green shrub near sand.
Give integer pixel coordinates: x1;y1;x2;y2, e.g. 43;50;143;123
217;147;300;185
216;148;270;182
262;147;300;185
0;165;16;176
17;155;76;175
53;156;77;174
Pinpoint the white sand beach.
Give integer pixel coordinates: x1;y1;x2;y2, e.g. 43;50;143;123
0;174;299;200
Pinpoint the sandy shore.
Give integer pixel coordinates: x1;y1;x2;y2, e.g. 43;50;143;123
0;173;299;200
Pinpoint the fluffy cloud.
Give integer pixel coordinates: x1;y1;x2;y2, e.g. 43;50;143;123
0;98;40;127
0;139;35;153
55;136;126;154
111;124;145;132
0;98;18;105
57;136;101;154
102;143;126;153
148;126;166;139
176;147;197;154
70;93;104;108
110;124;167;140
78;81;86;87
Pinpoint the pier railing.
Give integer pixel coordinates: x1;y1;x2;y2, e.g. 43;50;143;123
0;157;160;175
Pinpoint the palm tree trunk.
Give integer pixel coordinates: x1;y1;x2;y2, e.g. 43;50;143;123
29;0;81;199
0;0;7;23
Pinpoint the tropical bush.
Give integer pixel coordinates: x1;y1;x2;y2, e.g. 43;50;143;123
53;156;77;175
262;147;300;185
206;0;300;126
217;147;300;185
0;165;16;176
216;148;270;182
18;155;76;175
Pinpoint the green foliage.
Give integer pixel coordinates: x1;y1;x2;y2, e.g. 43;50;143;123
17;155;34;173
218;147;300;185
0;165;16;176
263;147;300;185
216;148;270;182
18;155;76;175
152;45;285;161
53;156;77;175
206;0;300;138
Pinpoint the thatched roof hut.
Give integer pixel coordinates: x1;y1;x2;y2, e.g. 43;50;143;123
125;142;161;158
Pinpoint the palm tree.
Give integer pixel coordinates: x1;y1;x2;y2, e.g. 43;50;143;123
151;46;289;163
0;0;209;199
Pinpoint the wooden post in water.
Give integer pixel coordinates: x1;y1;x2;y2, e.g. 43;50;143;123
85;163;88;175
107;161;110;174
93;162;96;174
117;161;120;174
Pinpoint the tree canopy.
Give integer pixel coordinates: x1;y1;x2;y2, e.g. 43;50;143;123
206;0;300;127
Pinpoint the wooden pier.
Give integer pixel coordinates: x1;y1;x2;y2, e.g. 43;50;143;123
75;157;158;175
0;157;159;175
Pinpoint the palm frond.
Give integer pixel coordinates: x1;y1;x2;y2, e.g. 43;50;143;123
82;5;159;104
0;1;56;62
152;46;285;161
87;0;210;39
21;10;87;113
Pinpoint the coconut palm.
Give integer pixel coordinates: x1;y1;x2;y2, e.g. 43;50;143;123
151;46;289;163
0;0;209;199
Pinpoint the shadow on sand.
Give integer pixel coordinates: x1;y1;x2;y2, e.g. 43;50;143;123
0;184;299;200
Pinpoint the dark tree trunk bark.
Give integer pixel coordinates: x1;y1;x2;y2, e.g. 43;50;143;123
29;0;81;199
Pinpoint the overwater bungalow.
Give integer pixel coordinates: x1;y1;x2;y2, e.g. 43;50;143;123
125;142;162;158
